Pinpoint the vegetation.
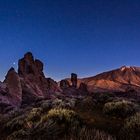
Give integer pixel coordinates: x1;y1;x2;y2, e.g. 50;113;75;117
63;127;116;140
119;113;140;140
103;100;138;118
0;96;139;140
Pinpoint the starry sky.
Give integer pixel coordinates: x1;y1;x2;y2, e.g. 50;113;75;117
0;0;140;81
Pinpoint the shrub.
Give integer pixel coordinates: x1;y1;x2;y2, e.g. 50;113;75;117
41;100;52;112
30;119;63;139
119;113;140;140
76;96;96;111
5;115;26;135
7;130;28;140
52;98;68;108
103;100;138;118
93;93;115;104
26;108;42;123
41;108;83;134
51;98;77;109
63;127;116;140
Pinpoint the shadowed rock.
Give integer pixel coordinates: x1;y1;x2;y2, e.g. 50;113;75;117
71;73;77;88
4;67;22;106
60;80;70;89
79;83;88;92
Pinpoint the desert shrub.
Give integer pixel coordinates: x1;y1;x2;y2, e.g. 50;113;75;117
77;96;95;110
5;115;26;135
41;109;83;134
51;98;77;109
41;100;52;112
26;108;42;123
103;100;138;118
7;129;28;140
52;98;67;108
8;109;24;118
93;93;115;104
119;113;140;140
30;119;63;140
63;127;116;140
65;98;77;109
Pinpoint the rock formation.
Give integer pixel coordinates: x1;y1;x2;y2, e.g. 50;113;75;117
18;52;44;77
18;52;59;104
60;80;70;89
4;67;22;106
79;83;88;92
0;52;60;112
71;73;77;88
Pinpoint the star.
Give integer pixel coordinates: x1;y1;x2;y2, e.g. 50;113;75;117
13;62;16;65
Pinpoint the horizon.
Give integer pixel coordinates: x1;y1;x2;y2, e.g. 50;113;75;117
0;0;140;81
0;51;140;82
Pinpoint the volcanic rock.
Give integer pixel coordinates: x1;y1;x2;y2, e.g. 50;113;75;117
79;83;88;92
71;73;77;88
18;52;59;104
4;67;22;106
60;80;70;89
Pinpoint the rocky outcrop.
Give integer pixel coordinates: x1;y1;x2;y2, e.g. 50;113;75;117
71;73;77;88
79;83;88;92
0;52;60;111
18;52;59;104
4;68;22;106
0;82;13;113
60;80;70;89
0;68;22;113
18;52;45;77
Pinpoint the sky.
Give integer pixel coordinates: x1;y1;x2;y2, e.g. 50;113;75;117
0;0;140;81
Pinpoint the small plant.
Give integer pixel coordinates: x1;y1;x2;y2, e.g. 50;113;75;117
119;113;140;140
103;100;138;118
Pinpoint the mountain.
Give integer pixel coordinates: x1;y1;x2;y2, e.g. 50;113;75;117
80;66;140;93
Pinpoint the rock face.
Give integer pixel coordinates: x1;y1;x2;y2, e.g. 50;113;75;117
4;68;22;106
79;83;88;92
60;80;70;89
18;52;59;104
71;73;77;88
18;52;44;77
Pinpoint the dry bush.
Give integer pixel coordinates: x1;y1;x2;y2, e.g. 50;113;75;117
63;127;116;140
103;100;138;118
119;113;140;140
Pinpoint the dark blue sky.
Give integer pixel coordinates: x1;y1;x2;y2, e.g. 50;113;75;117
0;0;140;81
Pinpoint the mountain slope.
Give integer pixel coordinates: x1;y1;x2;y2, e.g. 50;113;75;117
80;66;140;93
